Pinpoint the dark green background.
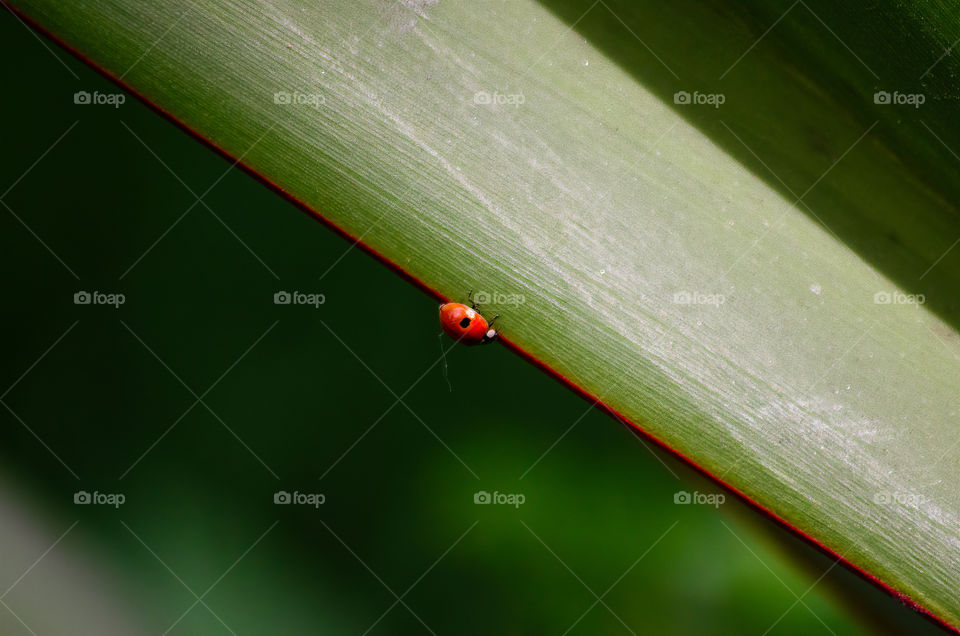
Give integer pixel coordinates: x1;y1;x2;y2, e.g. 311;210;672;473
0;9;944;635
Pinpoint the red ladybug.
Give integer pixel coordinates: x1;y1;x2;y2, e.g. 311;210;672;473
439;291;499;346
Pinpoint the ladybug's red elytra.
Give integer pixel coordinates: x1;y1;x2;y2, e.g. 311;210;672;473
439;291;499;346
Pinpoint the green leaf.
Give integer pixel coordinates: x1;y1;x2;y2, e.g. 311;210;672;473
11;0;960;628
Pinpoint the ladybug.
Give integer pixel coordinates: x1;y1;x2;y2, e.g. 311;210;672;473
439;291;499;345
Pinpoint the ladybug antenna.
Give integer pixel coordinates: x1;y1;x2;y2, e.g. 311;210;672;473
438;332;453;392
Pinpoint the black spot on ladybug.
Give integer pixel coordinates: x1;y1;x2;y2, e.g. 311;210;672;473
459;317;471;328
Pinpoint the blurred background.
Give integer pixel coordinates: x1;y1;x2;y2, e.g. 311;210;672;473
0;9;947;635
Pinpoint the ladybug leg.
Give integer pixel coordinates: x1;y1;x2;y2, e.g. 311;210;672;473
467;289;476;309
487;314;500;328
